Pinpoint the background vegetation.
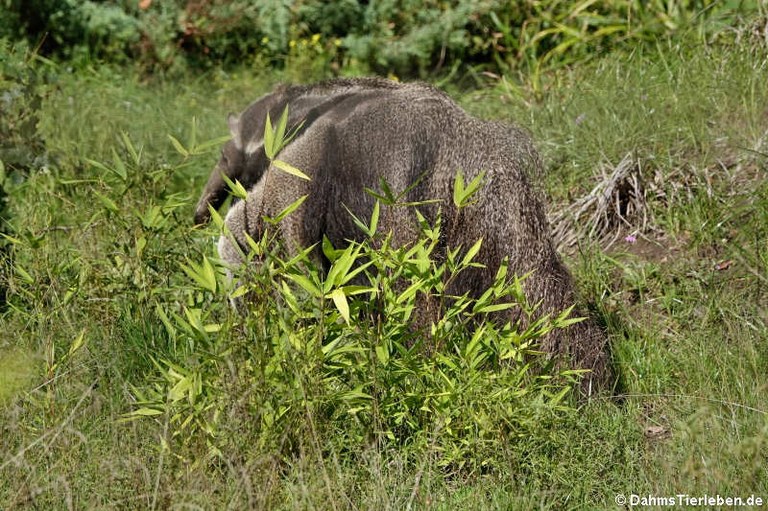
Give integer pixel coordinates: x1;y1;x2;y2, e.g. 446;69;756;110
1;1;768;509
1;1;761;79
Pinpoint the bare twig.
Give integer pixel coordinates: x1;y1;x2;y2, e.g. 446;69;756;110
552;153;649;250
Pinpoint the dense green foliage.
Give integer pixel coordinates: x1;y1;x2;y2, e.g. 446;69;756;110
1;0;763;78
1;4;768;509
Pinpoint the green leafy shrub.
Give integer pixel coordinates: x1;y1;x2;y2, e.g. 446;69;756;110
476;1;757;90
5;0;140;62
0;86;582;473
127;211;583;472
0;40;52;172
118;124;585;473
2;0;762;79
341;0;499;77
2;28;768;507
0;40;57;308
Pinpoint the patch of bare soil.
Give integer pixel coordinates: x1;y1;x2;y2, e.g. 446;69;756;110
612;234;684;264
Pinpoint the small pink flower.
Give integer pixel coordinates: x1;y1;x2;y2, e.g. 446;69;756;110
624;234;637;244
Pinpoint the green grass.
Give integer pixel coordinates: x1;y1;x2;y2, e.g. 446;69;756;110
2;23;768;510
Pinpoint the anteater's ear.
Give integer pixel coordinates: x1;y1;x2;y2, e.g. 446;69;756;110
245;139;262;157
227;113;241;149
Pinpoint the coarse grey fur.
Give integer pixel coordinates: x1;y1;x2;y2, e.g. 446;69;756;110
208;78;611;396
195;78;415;225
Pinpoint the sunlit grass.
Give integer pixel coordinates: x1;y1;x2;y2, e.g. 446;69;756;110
0;348;36;404
1;25;767;509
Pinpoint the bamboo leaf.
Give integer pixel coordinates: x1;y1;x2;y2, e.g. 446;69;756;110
127;407;164;417
93;192;120;213
263;112;275;159
369;200;380;235
167;134;189;157
275;106;289;152
324;244;358;292
286;273;322;297
191;135;233;155
68;330;86;357
452;168;465;207
340;285;375;296
269;194;308;224
272;159;311;180
220;172;248;200
181;256;217;293
475;302;516;314
322;235;341;262
85;158;117;179
0;232;23;245
463;171;486;203
155;303;177;339
461;238;483;266
396;279;424;304
342;204;371;236
14;264;33;284
120;132;141;166
375;343;390;365
110;148;128;181
230;285;249;300
330;288;350;324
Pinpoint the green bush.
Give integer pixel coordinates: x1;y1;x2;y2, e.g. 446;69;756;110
117;130;584;472
0;40;52;172
2;25;767;507
4;0;140;62
0;91;583;475
2;1;762;78
0;40;57;308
